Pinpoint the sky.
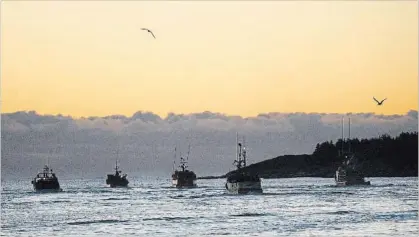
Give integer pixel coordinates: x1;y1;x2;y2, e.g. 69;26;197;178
1;1;417;118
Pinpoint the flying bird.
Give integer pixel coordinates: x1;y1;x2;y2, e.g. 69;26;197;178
141;28;156;39
373;97;387;106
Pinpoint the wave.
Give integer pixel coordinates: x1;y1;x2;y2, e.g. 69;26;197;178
374;210;418;221
28;189;63;194
325;210;360;215
167;192;229;199
261;190;355;196
371;184;395;188
40;200;71;204
329;191;356;195
63;188;133;194
260;192;286;196
230;212;272;217
101;197;130;201
142;216;196;221
189;193;227;199
170;194;186;198
67;219;128;225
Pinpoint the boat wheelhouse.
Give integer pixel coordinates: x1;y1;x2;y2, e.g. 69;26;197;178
172;146;197;188
106;160;129;187
31;165;61;191
225;135;262;194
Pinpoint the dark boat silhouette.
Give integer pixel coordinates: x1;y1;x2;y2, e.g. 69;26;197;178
225;135;262;194
106;160;129;188
335;117;371;186
171;146;197;188
335;153;371;186
31;165;62;191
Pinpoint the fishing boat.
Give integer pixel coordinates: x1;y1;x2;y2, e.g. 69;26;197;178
225;135;262;194
171;146;197;188
31;165;62;191
334;117;371;186
106;160;129;187
335;154;371;186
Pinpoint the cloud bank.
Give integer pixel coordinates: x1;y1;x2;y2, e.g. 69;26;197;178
1;110;417;180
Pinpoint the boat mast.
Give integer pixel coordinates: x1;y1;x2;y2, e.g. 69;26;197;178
348;117;351;153
242;136;247;167
115;132;120;173
341;117;344;156
178;144;190;171
173;147;177;172
178;148;187;171
238;142;242;169
236;132;238;166
115;146;120;172
234;135;244;170
186;144;191;162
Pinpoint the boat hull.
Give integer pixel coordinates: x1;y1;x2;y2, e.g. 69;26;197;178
172;178;197;188
225;181;263;194
335;180;371;187
108;183;129;188
32;179;61;191
172;169;197;188
106;175;129;187
335;170;370;187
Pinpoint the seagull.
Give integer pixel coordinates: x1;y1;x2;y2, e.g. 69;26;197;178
373;97;387;106
141;28;156;39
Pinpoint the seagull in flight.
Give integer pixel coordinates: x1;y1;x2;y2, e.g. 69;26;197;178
373;97;387;106
141;28;156;39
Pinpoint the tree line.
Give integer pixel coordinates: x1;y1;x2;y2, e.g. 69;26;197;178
312;132;418;176
221;132;418;178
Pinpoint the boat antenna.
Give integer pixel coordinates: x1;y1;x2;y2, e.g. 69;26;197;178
236;136;243;169
49;135;52;167
115;132;120;172
242;136;247;167
348;117;351;153
341;116;344;156
236;132;239;164
186;144;191;162
116;144;120;171
173;146;177;172
117;145;119;161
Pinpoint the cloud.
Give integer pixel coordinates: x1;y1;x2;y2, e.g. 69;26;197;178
1;110;417;180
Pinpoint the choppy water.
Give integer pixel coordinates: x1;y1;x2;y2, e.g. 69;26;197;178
1;177;417;237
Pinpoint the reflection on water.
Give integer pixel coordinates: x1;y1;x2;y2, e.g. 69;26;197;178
1;177;417;237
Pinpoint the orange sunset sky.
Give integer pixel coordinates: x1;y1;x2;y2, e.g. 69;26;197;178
1;1;417;118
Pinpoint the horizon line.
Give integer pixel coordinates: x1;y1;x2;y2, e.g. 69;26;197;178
2;109;418;120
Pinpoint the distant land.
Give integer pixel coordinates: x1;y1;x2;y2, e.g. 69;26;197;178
1;110;417;179
199;132;418;179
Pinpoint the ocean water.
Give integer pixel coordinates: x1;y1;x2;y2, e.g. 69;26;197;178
1;177;417;237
